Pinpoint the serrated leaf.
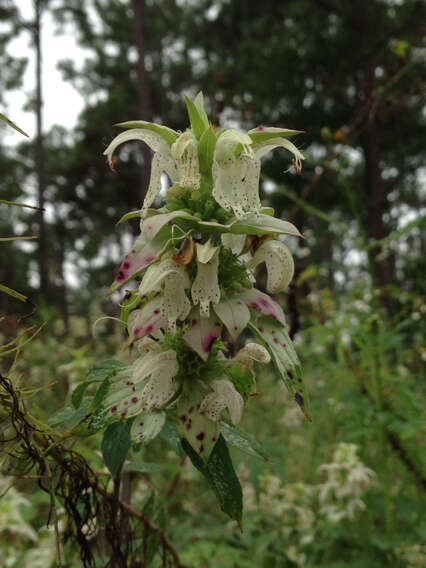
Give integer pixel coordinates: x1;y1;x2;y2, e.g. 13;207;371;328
221;418;269;461
101;421;131;476
182;435;243;525
185;95;206;139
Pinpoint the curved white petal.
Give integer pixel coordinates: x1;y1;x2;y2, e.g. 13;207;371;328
171;130;201;190
162;273;191;332
253;136;305;166
234;342;271;367
248;240;294;293
212;155;261;218
139;256;189;296
199;379;244;425
103;128;171;167
127;297;166;342
221;233;246;256
191;242;220;317
136;336;161;355
141;151;178;216
214;129;253;164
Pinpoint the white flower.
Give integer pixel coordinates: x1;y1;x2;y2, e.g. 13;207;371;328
139;254;191;332
103;123;201;216
212;127;305;218
104;349;179;421
191;240;221;317
234;342;271;370
248;239;295;293
199;379;244;425
183;309;222;361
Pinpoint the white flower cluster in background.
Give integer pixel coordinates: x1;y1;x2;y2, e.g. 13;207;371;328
241;442;377;567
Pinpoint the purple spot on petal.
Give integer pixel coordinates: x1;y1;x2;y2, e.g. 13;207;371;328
111;406;117;414
117;271;125;282
188;407;194;414
273;337;279;344
196;432;205;441
199;444;204;453
131;396;138;403
123;261;131;270
180;414;187;422
139;422;144;426
202;332;219;353
153;309;160;315
287;369;294;380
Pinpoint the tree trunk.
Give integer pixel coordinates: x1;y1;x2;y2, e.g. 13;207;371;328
132;0;154;205
34;0;49;297
357;0;394;312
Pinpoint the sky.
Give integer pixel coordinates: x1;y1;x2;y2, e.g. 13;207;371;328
3;0;86;143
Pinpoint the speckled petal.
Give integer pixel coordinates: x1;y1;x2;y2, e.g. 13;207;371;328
213;297;250;341
126;298;166;342
248;240;294;293
199;379;244;425
241;288;286;324
171;130;201;190
252;319;311;421
177;385;221;462
212;155;261;218
183;310;222;361
234;342;271;368
191;243;220;317
108;234;165;295
130;411;166;444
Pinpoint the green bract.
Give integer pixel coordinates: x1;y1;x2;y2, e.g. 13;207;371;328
88;93;310;518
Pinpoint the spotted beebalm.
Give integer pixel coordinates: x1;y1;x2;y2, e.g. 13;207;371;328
89;94;310;516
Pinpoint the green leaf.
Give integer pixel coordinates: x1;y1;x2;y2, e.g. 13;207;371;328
115;120;178;145
116;210;141;224
161;419;185;456
101;421;131;476
0;284;29;303
230;213;302;237
198;125;217;175
125;462;163;474
182;435;243;525
221;418;269;461
250;321;312;421
226;364;254;401
0;113;29;137
194;92;210;127
86;359;127;382
185;95;207;139
248;127;302;144
71;360;125;408
48;398;92;428
0;199;40;210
